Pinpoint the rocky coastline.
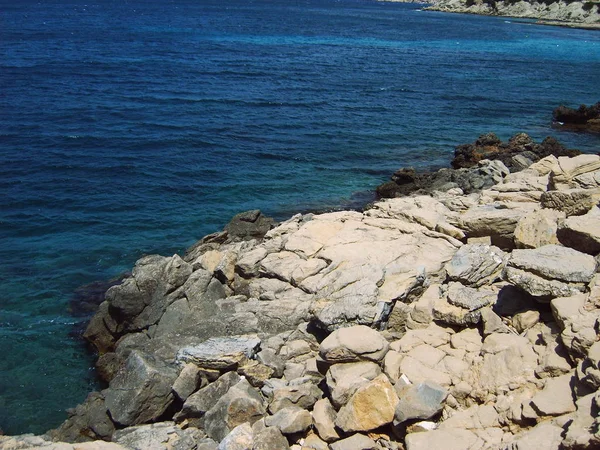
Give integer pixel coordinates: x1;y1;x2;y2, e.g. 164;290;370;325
2;135;600;450
553;102;600;133
384;0;600;29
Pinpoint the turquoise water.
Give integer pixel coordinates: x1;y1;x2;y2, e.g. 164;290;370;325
1;0;599;434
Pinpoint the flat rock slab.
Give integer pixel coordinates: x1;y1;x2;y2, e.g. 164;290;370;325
445;243;506;287
507;244;596;284
176;335;261;369
405;429;481;450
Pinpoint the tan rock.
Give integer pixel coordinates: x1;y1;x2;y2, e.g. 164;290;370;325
405;429;482;450
312;398;340;442
530;373;576;416
326;361;381;408
335;374;399;432
514;209;565;249
319;325;389;363
557;205;600;255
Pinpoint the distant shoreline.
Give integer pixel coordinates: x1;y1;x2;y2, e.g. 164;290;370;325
381;0;600;30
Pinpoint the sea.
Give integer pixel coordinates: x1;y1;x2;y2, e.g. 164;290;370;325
1;0;599;435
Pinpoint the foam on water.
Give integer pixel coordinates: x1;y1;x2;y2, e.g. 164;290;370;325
1;0;599;434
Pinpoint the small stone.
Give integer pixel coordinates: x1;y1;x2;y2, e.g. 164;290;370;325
512;310;540;333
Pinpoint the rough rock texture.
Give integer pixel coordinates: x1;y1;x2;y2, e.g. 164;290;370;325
17;152;600;450
554;102;600;132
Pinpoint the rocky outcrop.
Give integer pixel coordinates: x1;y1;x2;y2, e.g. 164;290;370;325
424;0;600;29
554;102;600;133
377;133;580;199
4;152;600;450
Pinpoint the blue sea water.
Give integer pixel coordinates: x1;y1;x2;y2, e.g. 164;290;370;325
1;0;599;435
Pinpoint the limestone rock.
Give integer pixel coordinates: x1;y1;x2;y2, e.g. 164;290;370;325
557;206;600;255
507;422;563;450
252;426;290;450
549;154;600;190
176;335;261;370
329;433;379;450
457;204;525;248
217;422;254;450
335;374;399;432
319;325;389;363
177;371;241;423
312;398;340;442
264;406;312;435
541;188;600;217
203;378;266;442
530;373;576;416
104;350;177;426
444;243;506;287
405;429;481;450
514;209;565;249
394;381;448;424
172;363;202;401
326;361;382;408
268;381;322;413
113;422;205;450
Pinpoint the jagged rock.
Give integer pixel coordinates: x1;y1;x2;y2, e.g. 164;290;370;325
444;243;506;287
252;426;290;450
557;206;600;255
530;372;577;416
329;433;379;450
563;393;599;449
225;210;274;241
112;422;205;450
203;378;266;442
512;309;540;333
335;374;399;433
172;363;203;401
268;381;322;413
264;406;312;435
514;209;565;249
326;361;382;408
176;371;241;423
433;283;495;326
48;392;115;442
549;155;600;190
217;422;254;450
553;102;600;133
457;204;526;248
104;350;178;426
405;429;481;450
551;294;587;329
541;188;600;217
394;381;448;424
480;307;511;336
505;245;596;297
302;432;329;450
176;335;261;370
319;325;389;363
237;360;274;388
312;398;340;442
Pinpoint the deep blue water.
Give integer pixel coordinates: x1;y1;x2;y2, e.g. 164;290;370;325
1;0;599;435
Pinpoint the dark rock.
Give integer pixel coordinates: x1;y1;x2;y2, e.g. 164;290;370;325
553;102;600;132
47;392;115;443
225;210;275;241
95;352;125;383
104;350;178;426
69;274;128;318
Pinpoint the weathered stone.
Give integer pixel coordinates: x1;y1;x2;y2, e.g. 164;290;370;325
319;325;389;363
563;393;598;449
176;335;261;369
329;433;379;450
217;422;254;450
405;429;481;450
507;422;563;450
177;371;241;422
512;309;540;333
302;432;329;450
269;381;322;413
225;209;274;241
326;361;382;408
113;422;205;450
480;307;511;336
530;373;576;416
504;266;585;298
541;188;600;217
335;374;399;432
444;244;506;287
237;360;274;388
557;206;600;255
173;363;202;401
457;204;525;248
252;426;290;450
394;381;448;424
312;398;340;442
446;282;496;311
549;155;600;190
235;247;268;278
48;392;115;442
550;294;587;329
204;378;266;442
104;351;177;426
264;406;312;435
514;209;565;249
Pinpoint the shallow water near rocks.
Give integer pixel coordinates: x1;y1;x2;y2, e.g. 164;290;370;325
1;0;599;435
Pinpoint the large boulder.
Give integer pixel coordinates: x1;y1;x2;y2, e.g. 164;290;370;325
104;351;178;426
319;325;389;363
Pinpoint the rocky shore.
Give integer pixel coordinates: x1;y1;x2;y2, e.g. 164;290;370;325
2;137;600;450
553;102;600;133
387;0;600;29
